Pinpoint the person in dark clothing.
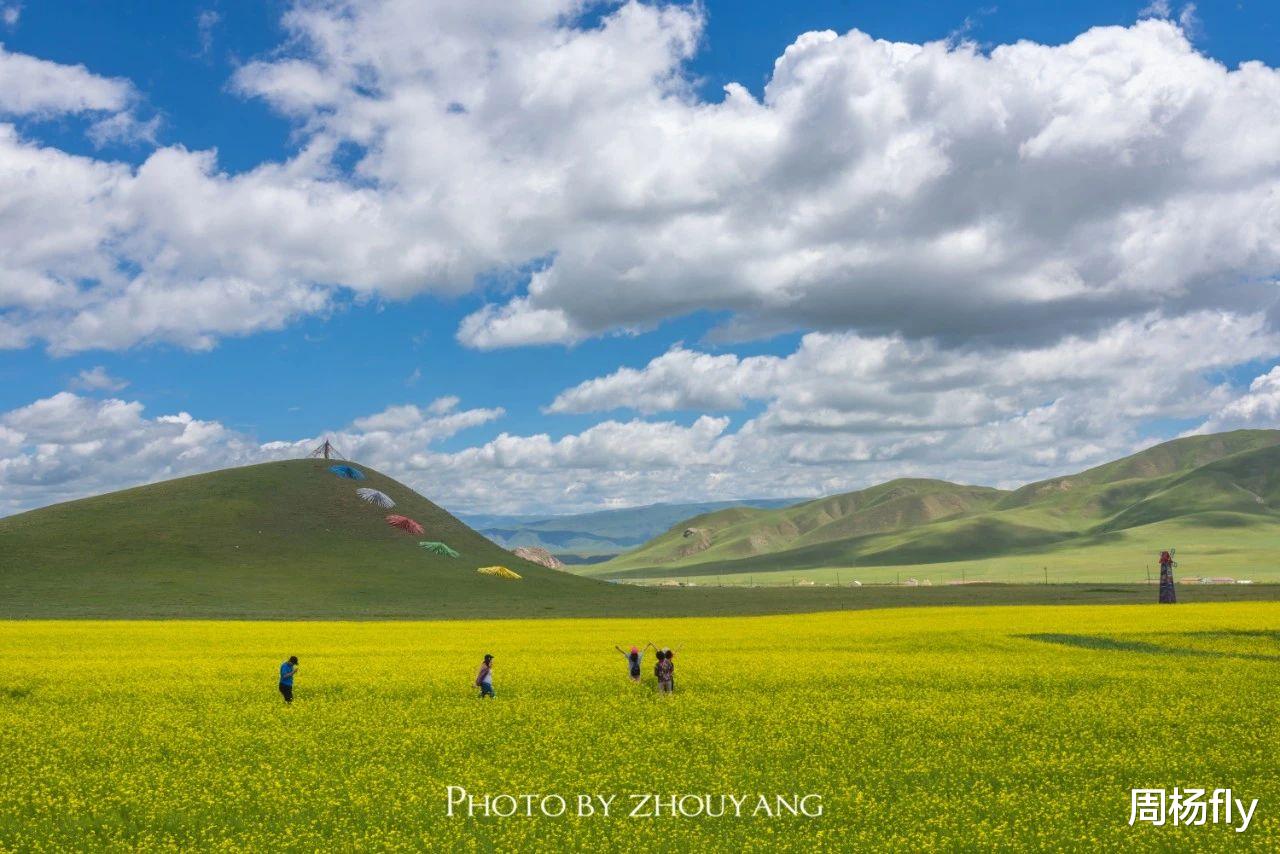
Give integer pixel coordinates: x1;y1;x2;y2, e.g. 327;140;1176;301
475;654;495;698
655;648;675;694
279;656;298;703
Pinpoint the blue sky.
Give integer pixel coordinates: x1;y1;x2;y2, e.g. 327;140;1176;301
2;0;829;443
2;0;1279;514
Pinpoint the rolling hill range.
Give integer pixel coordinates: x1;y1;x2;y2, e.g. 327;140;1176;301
592;430;1280;584
460;498;802;562
1;455;1276;618
7;458;1169;619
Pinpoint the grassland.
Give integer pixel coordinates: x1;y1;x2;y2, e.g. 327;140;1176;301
2;605;1278;850
7;456;1276;618
0;458;603;615
596;431;1280;584
0;458;631;619
606;516;1280;586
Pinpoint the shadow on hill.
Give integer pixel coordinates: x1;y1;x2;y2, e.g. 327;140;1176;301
605;516;1076;580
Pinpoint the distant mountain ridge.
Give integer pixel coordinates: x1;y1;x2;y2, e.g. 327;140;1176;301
460;498;805;561
594;430;1280;580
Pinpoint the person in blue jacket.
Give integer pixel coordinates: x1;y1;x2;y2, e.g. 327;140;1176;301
279;656;299;703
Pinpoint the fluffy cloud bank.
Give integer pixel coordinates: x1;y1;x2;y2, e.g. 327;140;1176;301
546;310;1280;493
449;18;1280;352
0;389;735;515
2;5;1280;355
0;393;267;514
1195;366;1280;433
550;312;1277;431
0;392;504;515
3;345;1278;517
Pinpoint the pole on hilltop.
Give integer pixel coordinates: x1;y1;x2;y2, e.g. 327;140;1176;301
308;438;344;461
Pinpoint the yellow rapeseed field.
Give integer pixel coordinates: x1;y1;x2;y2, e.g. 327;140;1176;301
1;604;1277;851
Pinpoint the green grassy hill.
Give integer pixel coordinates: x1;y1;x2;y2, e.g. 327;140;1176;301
593;430;1280;583
604;479;1007;571
999;430;1280;506
0;459;611;618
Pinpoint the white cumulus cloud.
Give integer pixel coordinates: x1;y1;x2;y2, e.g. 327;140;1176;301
69;365;128;392
1194;366;1280;433
0;43;131;116
1;7;1279;358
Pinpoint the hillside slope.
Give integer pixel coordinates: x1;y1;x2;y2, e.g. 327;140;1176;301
461;497;802;561
594;430;1280;580
0;459;608;618
1092;442;1280;532
603;479;1008;572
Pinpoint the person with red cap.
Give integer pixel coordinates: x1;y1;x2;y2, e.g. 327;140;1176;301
614;642;655;683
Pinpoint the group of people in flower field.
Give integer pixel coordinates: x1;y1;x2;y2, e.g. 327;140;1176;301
613;642;678;693
275;643;679;703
